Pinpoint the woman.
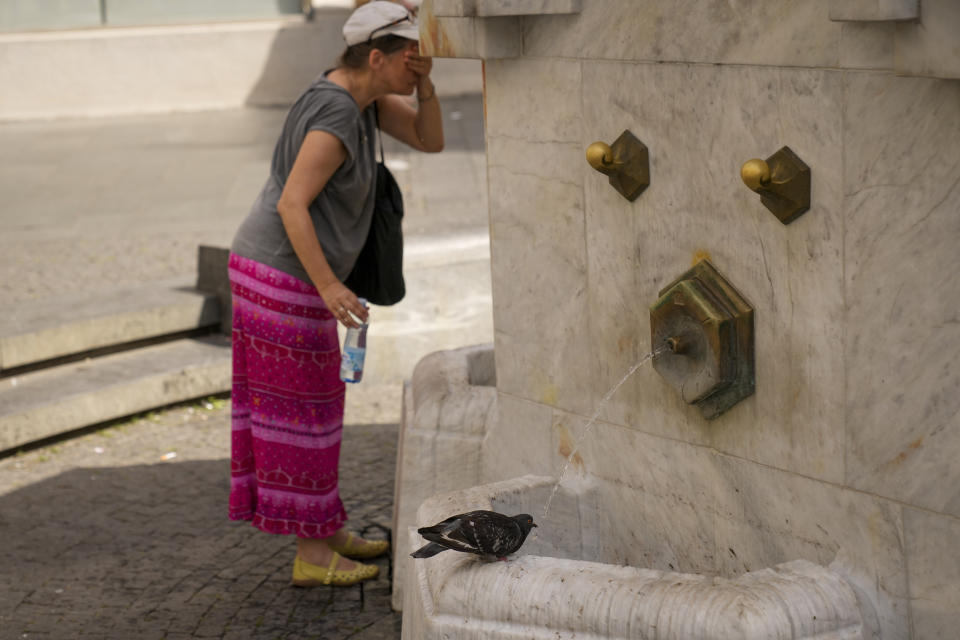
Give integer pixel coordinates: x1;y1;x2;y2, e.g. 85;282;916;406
227;1;442;587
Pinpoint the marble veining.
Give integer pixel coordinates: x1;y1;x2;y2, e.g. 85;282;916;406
893;0;960;80
577;60;845;482
904;508;960;639
487;137;594;417
829;0;919;21
411;0;960;633
839;22;895;70
843;71;960;516
522;0;841;68
476;0;581;16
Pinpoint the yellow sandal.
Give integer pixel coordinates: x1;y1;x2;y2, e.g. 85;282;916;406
327;532;390;560
291;552;379;587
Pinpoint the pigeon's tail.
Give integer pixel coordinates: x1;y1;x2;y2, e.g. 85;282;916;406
411;542;448;558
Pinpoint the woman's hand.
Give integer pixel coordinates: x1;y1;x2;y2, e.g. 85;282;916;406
405;52;433;83
377;49;443;152
318;281;369;328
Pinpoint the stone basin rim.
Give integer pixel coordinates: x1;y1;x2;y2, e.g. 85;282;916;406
407;474;865;640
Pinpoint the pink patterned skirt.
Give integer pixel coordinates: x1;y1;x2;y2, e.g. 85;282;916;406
227;253;347;538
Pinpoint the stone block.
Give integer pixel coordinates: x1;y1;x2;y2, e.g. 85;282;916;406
580;60;846;483
569;414;730;574
476;0;581;16
829;0;919;21
484;57;582;142
839;21;895;70
480;392;554;483
522;0;842;68
713;454;909;639
0;337;230;451
904;508;960;638
842;71;960;515
487;136;592;416
419;5;520;59
433;0;581;17
0;278;219;371
894;0;960;80
483;58;591;413
432;0;477;16
510;413;910;638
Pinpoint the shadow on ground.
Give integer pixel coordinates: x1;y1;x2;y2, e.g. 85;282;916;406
0;425;400;640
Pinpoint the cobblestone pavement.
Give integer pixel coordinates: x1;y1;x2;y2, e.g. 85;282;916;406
0;400;401;639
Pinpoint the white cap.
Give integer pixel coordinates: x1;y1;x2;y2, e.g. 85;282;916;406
342;1;420;47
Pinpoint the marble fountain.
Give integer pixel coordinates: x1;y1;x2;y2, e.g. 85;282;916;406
391;1;960;638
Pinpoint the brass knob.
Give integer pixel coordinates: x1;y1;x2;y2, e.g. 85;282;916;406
740;158;771;192
586;141;616;173
585;131;650;201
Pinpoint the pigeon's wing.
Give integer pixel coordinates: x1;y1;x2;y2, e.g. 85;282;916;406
417;513;465;537
410;542;448;558
469;512;524;556
418;511;486;554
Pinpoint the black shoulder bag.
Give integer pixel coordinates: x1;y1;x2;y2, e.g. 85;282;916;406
343;102;406;306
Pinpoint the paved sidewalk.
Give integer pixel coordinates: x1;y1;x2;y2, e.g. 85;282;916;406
0;401;401;639
0;95;487;305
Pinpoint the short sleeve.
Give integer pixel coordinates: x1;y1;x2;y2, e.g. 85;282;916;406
304;90;363;167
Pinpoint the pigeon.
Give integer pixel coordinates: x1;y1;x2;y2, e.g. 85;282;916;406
410;510;537;561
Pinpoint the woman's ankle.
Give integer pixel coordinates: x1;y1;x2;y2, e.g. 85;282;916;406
297;537;356;570
323;528;350;547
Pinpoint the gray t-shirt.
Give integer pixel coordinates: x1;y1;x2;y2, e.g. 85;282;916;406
231;74;377;285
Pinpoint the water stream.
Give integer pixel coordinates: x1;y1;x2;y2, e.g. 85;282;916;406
542;346;668;519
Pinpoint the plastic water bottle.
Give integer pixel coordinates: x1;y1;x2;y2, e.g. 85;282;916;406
339;299;368;384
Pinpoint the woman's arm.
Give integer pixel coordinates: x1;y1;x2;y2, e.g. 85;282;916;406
276;129;369;327
376;53;444;153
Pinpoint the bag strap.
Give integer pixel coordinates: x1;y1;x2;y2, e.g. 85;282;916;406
373;101;385;164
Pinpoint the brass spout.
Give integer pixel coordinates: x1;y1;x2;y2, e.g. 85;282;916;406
666;336;685;354
650;260;755;420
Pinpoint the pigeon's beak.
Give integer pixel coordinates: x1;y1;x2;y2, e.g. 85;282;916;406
532;523;538;527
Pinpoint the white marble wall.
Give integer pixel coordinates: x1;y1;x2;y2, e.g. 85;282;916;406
419;0;960;635
423;0;960;78
842;73;960;517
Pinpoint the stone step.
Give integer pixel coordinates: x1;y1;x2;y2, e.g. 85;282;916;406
0;336;231;452
0;277;220;372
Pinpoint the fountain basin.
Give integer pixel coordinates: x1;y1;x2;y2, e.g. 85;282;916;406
391;343;497;609
402;475;865;639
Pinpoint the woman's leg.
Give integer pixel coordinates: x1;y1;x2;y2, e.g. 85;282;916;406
297;534;355;569
228;256;386;579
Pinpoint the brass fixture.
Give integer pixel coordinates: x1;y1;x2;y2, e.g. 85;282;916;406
586;130;650;201
650;260;755;420
740;146;811;224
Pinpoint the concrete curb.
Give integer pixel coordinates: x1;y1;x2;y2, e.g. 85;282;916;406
0;336;230;452
0;277;219;371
